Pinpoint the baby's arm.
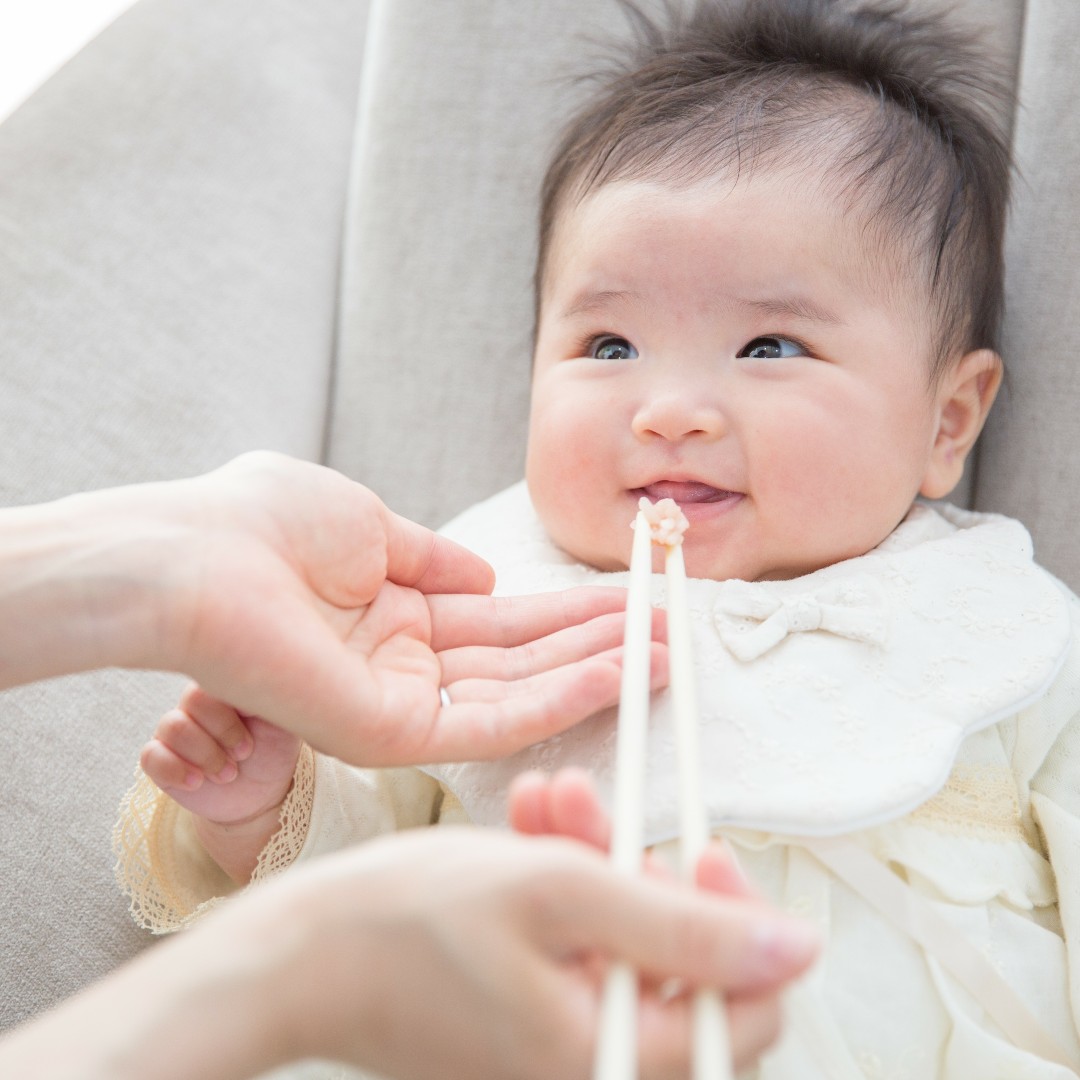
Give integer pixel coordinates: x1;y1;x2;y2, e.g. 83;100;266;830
140;684;302;884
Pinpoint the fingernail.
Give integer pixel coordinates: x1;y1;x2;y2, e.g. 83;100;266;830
752;918;820;973
231;737;253;762
210;761;238;784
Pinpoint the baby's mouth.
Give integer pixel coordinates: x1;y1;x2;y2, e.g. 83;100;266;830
636;481;739;504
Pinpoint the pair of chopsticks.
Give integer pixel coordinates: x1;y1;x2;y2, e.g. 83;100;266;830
594;501;733;1080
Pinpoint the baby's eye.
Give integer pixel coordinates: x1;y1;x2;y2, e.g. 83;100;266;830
737;336;806;360
588;335;639;361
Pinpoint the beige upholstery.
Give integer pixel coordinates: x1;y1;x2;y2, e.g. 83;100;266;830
0;0;1076;1035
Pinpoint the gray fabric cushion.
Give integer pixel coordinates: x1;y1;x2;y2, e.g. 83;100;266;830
0;0;367;1029
328;0;641;526
976;2;1080;587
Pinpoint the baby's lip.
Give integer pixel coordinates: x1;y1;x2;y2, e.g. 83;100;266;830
635;480;740;504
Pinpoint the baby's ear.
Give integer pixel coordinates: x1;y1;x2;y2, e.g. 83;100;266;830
919;348;1003;500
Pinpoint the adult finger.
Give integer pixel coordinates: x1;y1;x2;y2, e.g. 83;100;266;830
381;506;496;596
506;769;609;847
547;768;612;850
534;854;820;998
428;588;656;651
697;841;756;899
636;987;785;1078
507;771;557;836
430;652;623;760
437;611;629;684
435;643;668;761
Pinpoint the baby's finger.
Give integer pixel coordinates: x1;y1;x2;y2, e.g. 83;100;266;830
155;708;238;783
177;685;254;761
140;738;204;792
427;587;645;651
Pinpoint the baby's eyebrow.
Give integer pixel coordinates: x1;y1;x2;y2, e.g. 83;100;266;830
737;295;843;325
557;287;843;326
560;288;640;320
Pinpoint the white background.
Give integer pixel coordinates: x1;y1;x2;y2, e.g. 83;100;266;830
0;0;138;123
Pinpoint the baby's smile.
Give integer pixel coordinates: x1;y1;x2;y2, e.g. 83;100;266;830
634;479;739;504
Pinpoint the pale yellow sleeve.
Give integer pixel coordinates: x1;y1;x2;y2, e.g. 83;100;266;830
270;749;444;867
113;746;444;934
1026;615;1080;1038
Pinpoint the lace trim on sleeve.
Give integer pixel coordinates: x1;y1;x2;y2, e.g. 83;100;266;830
251;742;316;883
112;767;229;934
112;744;317;934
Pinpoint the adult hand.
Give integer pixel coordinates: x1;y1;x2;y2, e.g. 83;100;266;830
1;452;665;764
0;828;815;1080
509;767;804;1071
279;829;818;1079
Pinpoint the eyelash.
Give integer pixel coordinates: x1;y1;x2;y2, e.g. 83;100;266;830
576;331;622;357
738;334;815;360
574;332;816;359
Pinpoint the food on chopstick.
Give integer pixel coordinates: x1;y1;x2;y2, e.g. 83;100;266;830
636;496;689;547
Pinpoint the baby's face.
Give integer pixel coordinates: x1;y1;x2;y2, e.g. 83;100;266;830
526;176;951;580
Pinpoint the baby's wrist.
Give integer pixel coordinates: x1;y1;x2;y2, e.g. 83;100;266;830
193;800;289;885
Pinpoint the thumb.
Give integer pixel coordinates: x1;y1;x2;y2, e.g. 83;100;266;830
381;507;495;596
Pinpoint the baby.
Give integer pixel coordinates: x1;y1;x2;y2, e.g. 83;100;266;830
116;0;1080;1076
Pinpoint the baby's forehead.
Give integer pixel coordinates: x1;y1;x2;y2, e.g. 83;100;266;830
547;169;932;318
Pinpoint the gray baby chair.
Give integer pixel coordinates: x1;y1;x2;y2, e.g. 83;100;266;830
0;0;1076;1039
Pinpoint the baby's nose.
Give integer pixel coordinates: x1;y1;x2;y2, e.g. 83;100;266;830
631;390;725;442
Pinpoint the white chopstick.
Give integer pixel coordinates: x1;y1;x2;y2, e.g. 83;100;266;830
594;509;653;1080
664;540;733;1080
593;507;733;1080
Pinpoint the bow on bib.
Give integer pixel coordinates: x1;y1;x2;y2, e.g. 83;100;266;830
712;577;890;661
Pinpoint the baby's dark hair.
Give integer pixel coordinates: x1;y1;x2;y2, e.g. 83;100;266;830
536;0;1013;378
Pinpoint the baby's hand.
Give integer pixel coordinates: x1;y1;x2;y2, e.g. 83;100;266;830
140;683;301;827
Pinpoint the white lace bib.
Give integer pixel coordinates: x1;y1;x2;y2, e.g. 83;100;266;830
425;483;1072;842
